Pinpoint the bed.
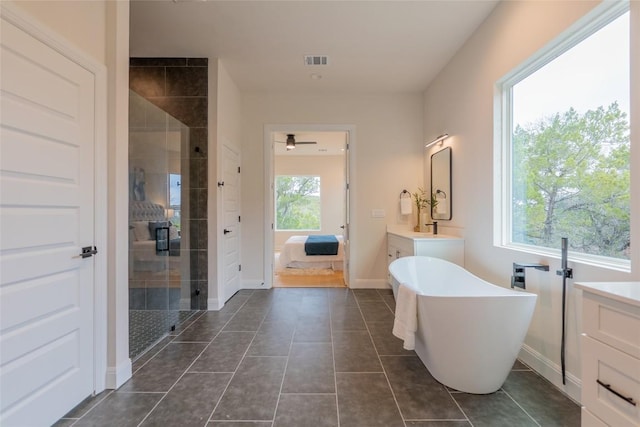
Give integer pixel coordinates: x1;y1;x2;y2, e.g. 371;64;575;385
130;201;181;273
278;235;344;271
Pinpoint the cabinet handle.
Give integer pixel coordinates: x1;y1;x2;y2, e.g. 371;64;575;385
596;379;636;406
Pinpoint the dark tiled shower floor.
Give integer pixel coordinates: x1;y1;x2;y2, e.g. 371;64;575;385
129;309;199;359
56;288;580;427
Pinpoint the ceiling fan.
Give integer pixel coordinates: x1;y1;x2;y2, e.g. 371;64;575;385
276;134;317;151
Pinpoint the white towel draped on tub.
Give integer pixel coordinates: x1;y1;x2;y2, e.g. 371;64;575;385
392;283;418;350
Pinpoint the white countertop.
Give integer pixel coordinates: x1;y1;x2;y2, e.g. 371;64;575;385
575;281;640;307
387;230;462;240
386;229;462;240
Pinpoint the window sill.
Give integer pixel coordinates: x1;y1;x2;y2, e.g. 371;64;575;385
501;243;631;274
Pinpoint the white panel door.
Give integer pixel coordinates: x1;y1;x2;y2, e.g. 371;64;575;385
222;144;240;302
0;17;96;426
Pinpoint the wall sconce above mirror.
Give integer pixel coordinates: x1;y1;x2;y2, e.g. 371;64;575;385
431;146;452;220
425;133;449;149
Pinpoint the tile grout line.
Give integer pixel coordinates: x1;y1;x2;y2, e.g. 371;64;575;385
375;290;411;427
354;292;408;427
134;303;245;427
329;290;342;427
59;389;115;427
377;289;396;314
206;292;274;424
279;392;337;395
131;310;207;376
444;385;474;427
501;388;542;427
270;299;301;426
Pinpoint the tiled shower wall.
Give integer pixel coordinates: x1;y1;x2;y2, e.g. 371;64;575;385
130;58;208;309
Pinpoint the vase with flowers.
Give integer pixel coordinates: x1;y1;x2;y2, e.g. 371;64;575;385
412;188;439;232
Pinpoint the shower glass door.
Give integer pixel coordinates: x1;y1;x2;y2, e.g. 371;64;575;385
128;91;197;359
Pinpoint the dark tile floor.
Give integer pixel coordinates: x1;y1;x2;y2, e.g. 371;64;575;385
55;288;581;427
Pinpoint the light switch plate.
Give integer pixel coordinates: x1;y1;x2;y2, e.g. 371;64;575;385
371;209;386;218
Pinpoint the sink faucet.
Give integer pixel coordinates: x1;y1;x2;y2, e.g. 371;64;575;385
424;221;438;235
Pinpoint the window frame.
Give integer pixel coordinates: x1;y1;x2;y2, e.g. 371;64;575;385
274;174;322;232
494;0;631;272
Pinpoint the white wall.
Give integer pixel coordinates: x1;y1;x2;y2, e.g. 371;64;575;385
274;155;345;249
105;0;132;388
423;0;639;401
241;93;423;288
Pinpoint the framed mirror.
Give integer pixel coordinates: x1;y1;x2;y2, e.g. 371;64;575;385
431;146;451;220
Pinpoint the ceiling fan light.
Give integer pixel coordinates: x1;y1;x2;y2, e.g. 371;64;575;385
285;134;296;150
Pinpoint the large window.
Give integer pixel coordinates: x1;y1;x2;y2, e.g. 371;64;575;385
275;175;321;231
498;5;630;264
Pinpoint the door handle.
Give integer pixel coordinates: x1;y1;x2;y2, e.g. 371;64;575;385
223;229;231;234
75;246;98;259
340;225;345;229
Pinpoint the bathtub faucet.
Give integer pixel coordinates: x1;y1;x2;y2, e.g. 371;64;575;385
511;262;549;289
424;221;438;235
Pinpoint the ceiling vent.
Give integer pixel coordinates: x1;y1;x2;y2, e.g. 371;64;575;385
304;55;329;66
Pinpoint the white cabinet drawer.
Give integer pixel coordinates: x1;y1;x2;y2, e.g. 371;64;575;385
582;335;640;427
583;293;640;359
387;234;414;255
414;239;464;266
581;407;608;427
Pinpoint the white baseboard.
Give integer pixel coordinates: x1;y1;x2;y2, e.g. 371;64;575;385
105;358;132;390
519;344;582;404
242;279;271;289
207;297;224;311
351;279;391;289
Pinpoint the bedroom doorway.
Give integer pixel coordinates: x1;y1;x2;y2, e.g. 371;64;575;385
266;127;351;288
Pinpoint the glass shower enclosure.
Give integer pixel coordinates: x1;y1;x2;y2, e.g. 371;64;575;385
128;90;200;359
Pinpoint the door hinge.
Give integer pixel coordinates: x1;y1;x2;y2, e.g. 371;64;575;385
237;166;241;173
238;215;241;223
238;264;242;271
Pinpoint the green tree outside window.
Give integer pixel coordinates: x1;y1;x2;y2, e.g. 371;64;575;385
275;176;321;230
512;103;630;259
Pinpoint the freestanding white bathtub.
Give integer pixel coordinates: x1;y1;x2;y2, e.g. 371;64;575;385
388;256;537;394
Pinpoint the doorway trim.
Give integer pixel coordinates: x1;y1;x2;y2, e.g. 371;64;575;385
1;3;108;393
263;124;356;287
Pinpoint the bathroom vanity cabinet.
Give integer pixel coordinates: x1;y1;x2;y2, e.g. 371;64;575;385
574;282;640;427
386;229;464;283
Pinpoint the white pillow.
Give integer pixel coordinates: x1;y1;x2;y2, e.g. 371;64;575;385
131;221;151;241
